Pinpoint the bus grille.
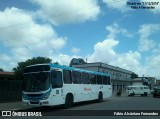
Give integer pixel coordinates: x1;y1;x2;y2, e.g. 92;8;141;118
27;94;43;97
30;101;39;104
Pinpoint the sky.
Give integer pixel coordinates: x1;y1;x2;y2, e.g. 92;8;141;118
0;0;160;79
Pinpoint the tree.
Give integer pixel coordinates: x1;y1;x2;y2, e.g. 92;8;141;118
0;68;3;72
69;58;86;67
131;72;138;79
13;57;52;80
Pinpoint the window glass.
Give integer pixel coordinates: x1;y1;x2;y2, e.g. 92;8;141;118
103;76;111;85
81;72;90;84
72;71;81;84
97;75;102;84
134;87;140;90
127;87;132;90
144;87;148;89
63;70;72;84
107;76;111;85
90;74;97;84
103;76;108;85
52;70;63;88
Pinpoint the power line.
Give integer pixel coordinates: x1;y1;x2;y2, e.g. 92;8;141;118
0;0;138;30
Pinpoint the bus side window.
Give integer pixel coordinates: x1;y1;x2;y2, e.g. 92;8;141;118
107;76;111;85
63;70;72;84
81;72;90;84
90;74;97;84
72;71;81;84
103;76;110;85
52;70;63;88
97;75;102;85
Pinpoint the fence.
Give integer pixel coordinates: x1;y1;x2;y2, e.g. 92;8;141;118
0;80;22;102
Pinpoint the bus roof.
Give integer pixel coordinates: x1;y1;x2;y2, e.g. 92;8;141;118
126;85;149;87
25;63;111;76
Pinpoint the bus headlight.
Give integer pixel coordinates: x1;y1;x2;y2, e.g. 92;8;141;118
22;93;28;100
43;93;50;100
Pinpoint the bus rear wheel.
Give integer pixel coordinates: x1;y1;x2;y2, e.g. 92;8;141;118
64;94;73;109
98;92;103;102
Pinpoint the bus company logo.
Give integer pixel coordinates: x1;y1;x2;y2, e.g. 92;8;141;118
84;88;92;91
2;111;11;116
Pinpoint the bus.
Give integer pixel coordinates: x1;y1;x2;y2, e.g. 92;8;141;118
22;63;112;108
126;85;151;96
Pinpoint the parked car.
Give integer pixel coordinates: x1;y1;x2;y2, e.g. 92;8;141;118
153;88;160;98
151;87;158;94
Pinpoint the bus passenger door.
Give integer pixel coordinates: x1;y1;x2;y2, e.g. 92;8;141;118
51;69;64;105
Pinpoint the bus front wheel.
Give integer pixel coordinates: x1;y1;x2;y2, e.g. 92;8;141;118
64;94;73;109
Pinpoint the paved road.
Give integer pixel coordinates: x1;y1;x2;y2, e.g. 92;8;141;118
1;94;160;119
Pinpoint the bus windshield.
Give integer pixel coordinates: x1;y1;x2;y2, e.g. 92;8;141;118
23;72;50;92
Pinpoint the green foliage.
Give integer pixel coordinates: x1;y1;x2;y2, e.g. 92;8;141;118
131;72;138;79
13;57;52;80
0;68;3;72
69;58;86;67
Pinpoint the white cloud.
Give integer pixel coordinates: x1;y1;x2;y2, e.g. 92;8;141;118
30;0;100;25
11;47;32;62
0;54;13;71
138;24;160;52
50;37;67;50
71;47;80;54
103;0;129;12
106;23;133;38
50;54;81;66
0;7;66;49
111;51;141;71
88;39;118;62
0;7;67;70
140;0;160;14
86;38;153;77
144;54;160;78
77;23;160;78
0;54;11;62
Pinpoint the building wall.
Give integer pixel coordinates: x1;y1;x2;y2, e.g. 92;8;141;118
0;80;22;102
132;82;143;85
0;72;14;80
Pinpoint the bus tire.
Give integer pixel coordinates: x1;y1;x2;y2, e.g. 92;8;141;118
98;92;103;102
64;94;73;109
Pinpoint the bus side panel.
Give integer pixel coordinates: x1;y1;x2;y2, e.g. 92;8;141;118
49;88;65;106
103;85;112;98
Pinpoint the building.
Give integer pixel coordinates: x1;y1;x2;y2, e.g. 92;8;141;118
132;77;157;89
0;72;14;80
156;80;160;88
72;62;133;92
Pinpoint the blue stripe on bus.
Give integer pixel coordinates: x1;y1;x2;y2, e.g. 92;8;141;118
49;63;111;76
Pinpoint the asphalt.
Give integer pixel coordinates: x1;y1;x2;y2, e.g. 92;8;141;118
0;101;30;111
0;92;126;111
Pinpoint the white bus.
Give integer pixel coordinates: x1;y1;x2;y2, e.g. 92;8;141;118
22;63;112;108
126;85;150;96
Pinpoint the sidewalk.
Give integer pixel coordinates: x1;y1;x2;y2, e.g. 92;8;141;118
0;101;30;111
